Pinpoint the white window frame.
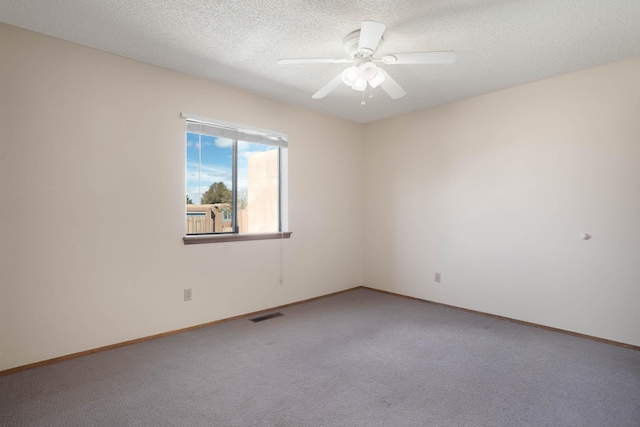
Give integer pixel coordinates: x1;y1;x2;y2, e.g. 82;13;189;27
182;112;290;244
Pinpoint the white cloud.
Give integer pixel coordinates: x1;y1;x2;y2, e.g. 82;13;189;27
186;162;233;203
214;138;234;148
215;139;253;151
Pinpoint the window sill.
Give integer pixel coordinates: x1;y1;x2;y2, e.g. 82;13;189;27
183;232;292;245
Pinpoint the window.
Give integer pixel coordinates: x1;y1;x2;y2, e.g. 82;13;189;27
183;113;290;243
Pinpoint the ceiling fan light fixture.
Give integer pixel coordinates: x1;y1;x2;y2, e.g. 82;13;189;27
359;62;378;80
341;66;359;86
352;77;367;91
369;68;385;88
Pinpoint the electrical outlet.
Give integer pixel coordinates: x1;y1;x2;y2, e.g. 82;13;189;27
184;288;192;301
435;273;441;283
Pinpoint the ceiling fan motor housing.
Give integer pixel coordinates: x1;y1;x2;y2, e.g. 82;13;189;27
343;30;382;58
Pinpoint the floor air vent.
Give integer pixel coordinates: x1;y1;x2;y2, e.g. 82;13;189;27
250;312;284;323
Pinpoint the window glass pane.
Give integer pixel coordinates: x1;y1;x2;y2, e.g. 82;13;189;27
186;133;234;234
237;141;279;233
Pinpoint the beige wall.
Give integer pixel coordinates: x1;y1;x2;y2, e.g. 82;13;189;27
0;24;364;371
363;57;640;346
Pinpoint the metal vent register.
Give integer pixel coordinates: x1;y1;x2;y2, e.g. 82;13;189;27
249;312;284;323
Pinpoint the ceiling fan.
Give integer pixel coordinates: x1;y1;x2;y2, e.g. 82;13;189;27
277;21;457;103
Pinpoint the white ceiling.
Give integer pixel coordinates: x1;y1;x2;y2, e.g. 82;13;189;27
1;0;639;123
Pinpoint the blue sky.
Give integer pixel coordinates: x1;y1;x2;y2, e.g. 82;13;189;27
186;133;274;205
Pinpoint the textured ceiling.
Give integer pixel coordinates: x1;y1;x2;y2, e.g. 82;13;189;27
1;0;639;123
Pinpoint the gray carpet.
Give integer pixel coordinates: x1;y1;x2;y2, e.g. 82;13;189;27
1;288;639;426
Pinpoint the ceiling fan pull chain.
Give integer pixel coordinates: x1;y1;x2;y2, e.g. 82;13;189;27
369;86;374;99
361;90;366;105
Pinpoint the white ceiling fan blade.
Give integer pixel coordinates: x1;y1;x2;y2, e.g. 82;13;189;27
278;58;353;65
381;51;457;65
312;73;344;99
358;21;386;55
379;69;406;99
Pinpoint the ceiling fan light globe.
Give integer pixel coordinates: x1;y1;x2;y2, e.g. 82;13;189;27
359;62;378;80
341;66;359;86
352;77;367;91
369;68;385;88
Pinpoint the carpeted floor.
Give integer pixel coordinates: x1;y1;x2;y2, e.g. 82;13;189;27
1;288;639;426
